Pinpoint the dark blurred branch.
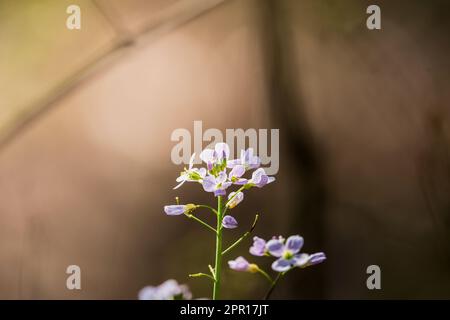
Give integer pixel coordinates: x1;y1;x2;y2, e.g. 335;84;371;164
260;0;328;298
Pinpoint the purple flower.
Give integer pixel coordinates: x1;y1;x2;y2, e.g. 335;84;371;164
295;252;327;268
164;205;187;216
228;148;260;170
228;165;246;184
249;236;266;256
164;203;196;216
226;191;244;209
174;153;207;189
202;171;232;196
222;215;238;229
200;143;230;169
228;256;259;273
266;235;326;272
247;168;275;188
228;256;249;271
138;279;192;300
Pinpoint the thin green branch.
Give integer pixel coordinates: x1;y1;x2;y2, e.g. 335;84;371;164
257;267;274;284
212;196;224;299
221;214;259;256
264;273;282;300
208;264;216;278
196;204;218;215
208;265;216;279
184;213;216;233
189;273;215;282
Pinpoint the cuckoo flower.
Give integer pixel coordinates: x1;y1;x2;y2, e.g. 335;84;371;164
241;168;275;188
228;257;258;273
249;236;267;256
294;252;327;268
228;165;246;184
174;153;207;189
164;204;196;216
200;142;230;171
222;215;238;229
267;235;326;272
202;171;232;196
139;279;192;300
226;191;244;209
228;148;261;170
164;205;186;216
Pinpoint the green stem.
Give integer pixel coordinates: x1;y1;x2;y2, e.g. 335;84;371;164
213;196;223;300
264;273;282;300
189;273;215;282
184;213;216;233
196;205;218;215
221;214;259;256
257;268;273;284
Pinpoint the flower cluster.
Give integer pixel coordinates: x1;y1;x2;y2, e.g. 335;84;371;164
140;142;325;300
164;143;275;229
229;235;326;273
174;143;273;195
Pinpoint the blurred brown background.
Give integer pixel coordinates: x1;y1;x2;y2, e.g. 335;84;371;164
0;0;449;299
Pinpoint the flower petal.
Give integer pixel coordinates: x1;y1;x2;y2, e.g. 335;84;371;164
266;238;284;257
200;149;215;164
251;168;265;184
227;158;241;168
138;286;158;300
202;175;216;192
229;165;245;179
295;252;327;268
216;171;228;184
228;256;250;272
198;168;207;178
249;236;266;256
235;179;249;185
215;142;230;160
307;252;327;266
242;148;261;169
293;253;310;267
271;258;292;272
255;174;269;188
222;215;238;229
164;205;186;216
157;279;181;298
286;235;304;254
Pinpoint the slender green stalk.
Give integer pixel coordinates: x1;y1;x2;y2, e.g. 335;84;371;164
184;213;216;233
257;268;273;284
213;196;223;299
196;204;218;215
208;265;216;279
221;214;259;256
264;273;282;300
189;273;215;282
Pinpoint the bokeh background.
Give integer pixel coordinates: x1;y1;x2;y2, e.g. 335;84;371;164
0;0;449;299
